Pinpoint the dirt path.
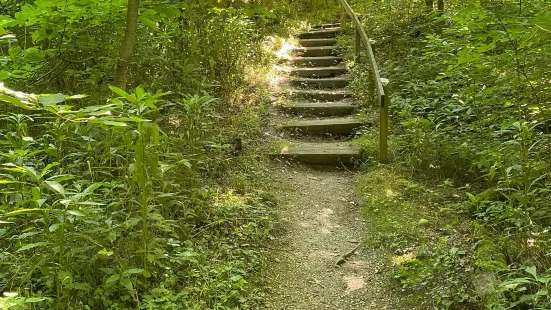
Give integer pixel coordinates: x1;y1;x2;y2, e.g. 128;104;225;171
263;163;402;309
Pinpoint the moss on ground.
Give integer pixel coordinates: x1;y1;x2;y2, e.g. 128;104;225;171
354;164;511;308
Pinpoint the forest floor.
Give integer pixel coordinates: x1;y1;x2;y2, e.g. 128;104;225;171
262;162;405;309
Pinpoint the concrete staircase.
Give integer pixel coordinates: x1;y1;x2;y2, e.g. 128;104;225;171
276;24;364;165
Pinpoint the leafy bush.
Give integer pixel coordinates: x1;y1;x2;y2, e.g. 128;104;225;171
347;0;551;308
0;84;273;309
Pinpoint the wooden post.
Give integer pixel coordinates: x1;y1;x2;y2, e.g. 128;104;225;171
355;28;361;63
379;78;390;163
340;6;346;29
369;71;376;107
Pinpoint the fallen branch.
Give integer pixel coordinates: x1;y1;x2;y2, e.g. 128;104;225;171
335;241;362;266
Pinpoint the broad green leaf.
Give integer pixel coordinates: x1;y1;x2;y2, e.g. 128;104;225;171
25;297;46;303
45;180;64;195
0;179;20;184
38;94;66;105
231;275;243;282
139;16;158;30
108;85;137;104
525;266;538;279
105;274;120;284
120;277;133;290
5;208;43;216
16;241;49;252
124;268;144;275
135;86;145;100
67;210;85;217
0;94;36;109
98;248;114;256
16;231;39;240
40;162;60;178
99;120;128;127
66;94;88;100
49;223;61;232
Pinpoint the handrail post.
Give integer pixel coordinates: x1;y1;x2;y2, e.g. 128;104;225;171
380;79;390;163
340;6;346;29
355;28;361;63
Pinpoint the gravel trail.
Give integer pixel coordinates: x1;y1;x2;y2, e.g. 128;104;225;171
263;163;403;310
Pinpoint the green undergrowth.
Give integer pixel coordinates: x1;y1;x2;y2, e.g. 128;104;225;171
0;83;279;309
339;0;551;308
0;0;348;307
355;164;509;309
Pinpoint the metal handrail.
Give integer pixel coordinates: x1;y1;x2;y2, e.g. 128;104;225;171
338;0;389;162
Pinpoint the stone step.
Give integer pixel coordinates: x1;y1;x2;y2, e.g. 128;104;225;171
312;23;341;30
292;56;342;67
297;28;341;39
290;89;352;101
278;101;357;116
290;66;347;78
281;117;362;135
290;77;349;89
292;46;340;57
298;38;337;47
277;142;362;165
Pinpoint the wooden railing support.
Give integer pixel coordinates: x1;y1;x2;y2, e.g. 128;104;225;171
338;0;390;163
340;7;346;29
380;79;390;162
355;28;361;63
369;69;376;107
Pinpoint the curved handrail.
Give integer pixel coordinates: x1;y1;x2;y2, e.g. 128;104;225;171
338;0;389;162
338;0;385;100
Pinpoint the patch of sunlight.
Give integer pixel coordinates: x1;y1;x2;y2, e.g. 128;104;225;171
213;190;248;207
168;116;181;128
267;64;291;92
260;36;297;92
392;252;417;265
528;229;549;247
274;39;296;61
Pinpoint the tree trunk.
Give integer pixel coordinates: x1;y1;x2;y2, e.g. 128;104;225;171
437;0;444;11
425;0;434;10
115;0;140;90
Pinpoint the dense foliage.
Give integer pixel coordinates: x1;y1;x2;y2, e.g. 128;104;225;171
0;0;333;308
347;0;551;308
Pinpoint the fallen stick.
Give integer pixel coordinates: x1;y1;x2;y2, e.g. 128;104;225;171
335;241;362;266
